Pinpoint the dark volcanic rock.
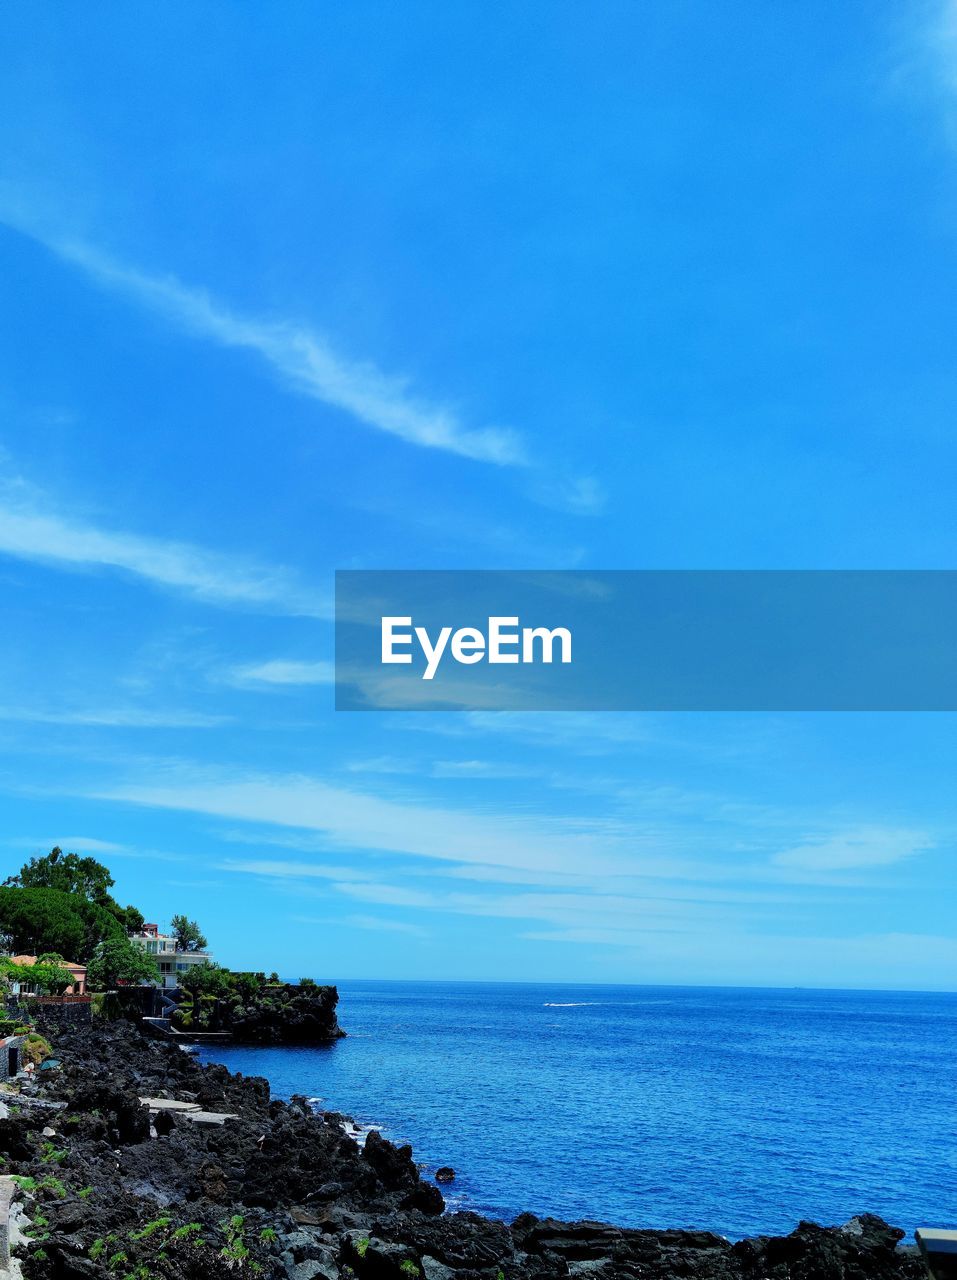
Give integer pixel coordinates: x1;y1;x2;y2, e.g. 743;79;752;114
171;982;347;1044
0;1017;924;1280
363;1128;420;1191
435;1166;455;1184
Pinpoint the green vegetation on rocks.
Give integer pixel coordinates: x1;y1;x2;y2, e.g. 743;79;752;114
170;967;344;1043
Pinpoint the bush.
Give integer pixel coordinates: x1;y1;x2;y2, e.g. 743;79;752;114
178;961;234;999
21;1033;52;1067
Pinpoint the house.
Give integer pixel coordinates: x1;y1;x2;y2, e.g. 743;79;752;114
130;923;213;990
8;955;87;995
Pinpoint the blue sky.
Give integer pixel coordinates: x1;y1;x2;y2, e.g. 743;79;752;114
0;2;955;987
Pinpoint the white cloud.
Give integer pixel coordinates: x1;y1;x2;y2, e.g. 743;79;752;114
919;2;957;99
8;835;126;854
298;913;427;937
343;756;419;776
895;3;957;149
9;227;526;467
92;766;645;877
530;474;606;516
219;857;381;882
430;759;541;779
0;705;229;728
228;659;335;687
771;825;933;872
336;664;562;712
0;478;328;617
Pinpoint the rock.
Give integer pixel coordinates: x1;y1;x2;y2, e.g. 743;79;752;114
376;1210;515;1270
288;1261;338;1280
198;1159;229;1201
434;1166;455;1184
355;1238;421;1276
114;1094;150;1144
363;1128;418;1190
281;1228;324;1258
290;1206;326;1225
312;1181;348;1200
420;1258;457;1280
10;1018;923;1280
153;1108;176;1136
515;1218;623;1260
171;983;346;1044
400;1182;445;1216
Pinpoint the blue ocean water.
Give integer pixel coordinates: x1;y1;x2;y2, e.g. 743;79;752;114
196;982;957;1241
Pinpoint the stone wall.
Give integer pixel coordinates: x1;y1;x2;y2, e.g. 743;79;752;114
34;999;92;1028
0;1174;14;1270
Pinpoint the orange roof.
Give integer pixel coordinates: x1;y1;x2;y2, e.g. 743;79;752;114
9;955;85;972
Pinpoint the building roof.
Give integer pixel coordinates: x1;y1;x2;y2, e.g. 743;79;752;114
9;955;86;973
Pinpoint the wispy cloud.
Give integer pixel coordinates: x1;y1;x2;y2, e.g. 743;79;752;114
343;756;419;776
0;474;328;617
530;474;606;517
0;705;229;728
429;759;541;780
3;219;526;467
894;3;957;146
770;825;933;872
91;765;645;876
219;857;382;882
7;835;126;854
295;913;427;937
227;659;335;687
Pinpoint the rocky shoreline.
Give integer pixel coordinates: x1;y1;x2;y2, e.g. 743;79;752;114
0;1017;926;1280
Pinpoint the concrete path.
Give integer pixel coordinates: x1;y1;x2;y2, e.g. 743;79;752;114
140;1097;239;1126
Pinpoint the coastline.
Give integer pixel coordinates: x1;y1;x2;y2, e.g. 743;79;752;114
193;980;956;1240
0;1017;925;1280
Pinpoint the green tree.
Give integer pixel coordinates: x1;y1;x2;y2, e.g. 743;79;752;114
5;847;115;905
0;887;123;960
178;961;233;998
30;955;75;996
169;914;208;953
116;904;146;934
4;848;146;937
232;971;266;1002
86;937;160;991
0;954;72;996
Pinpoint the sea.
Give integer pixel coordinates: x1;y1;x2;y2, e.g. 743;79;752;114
195;981;957;1241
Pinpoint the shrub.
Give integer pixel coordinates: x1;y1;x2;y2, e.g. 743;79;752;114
21;1033;52;1067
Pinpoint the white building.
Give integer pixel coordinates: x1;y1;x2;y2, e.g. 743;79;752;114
131;923;213;990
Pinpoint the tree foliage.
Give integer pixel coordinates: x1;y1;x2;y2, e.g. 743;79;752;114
28;956;75;995
169;970;342;1041
119;903;146;934
170;914;208;953
0;953;75;995
4;847;144;937
86;936;161;991
0;886;123;961
178;960;232;998
5;846;115;902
